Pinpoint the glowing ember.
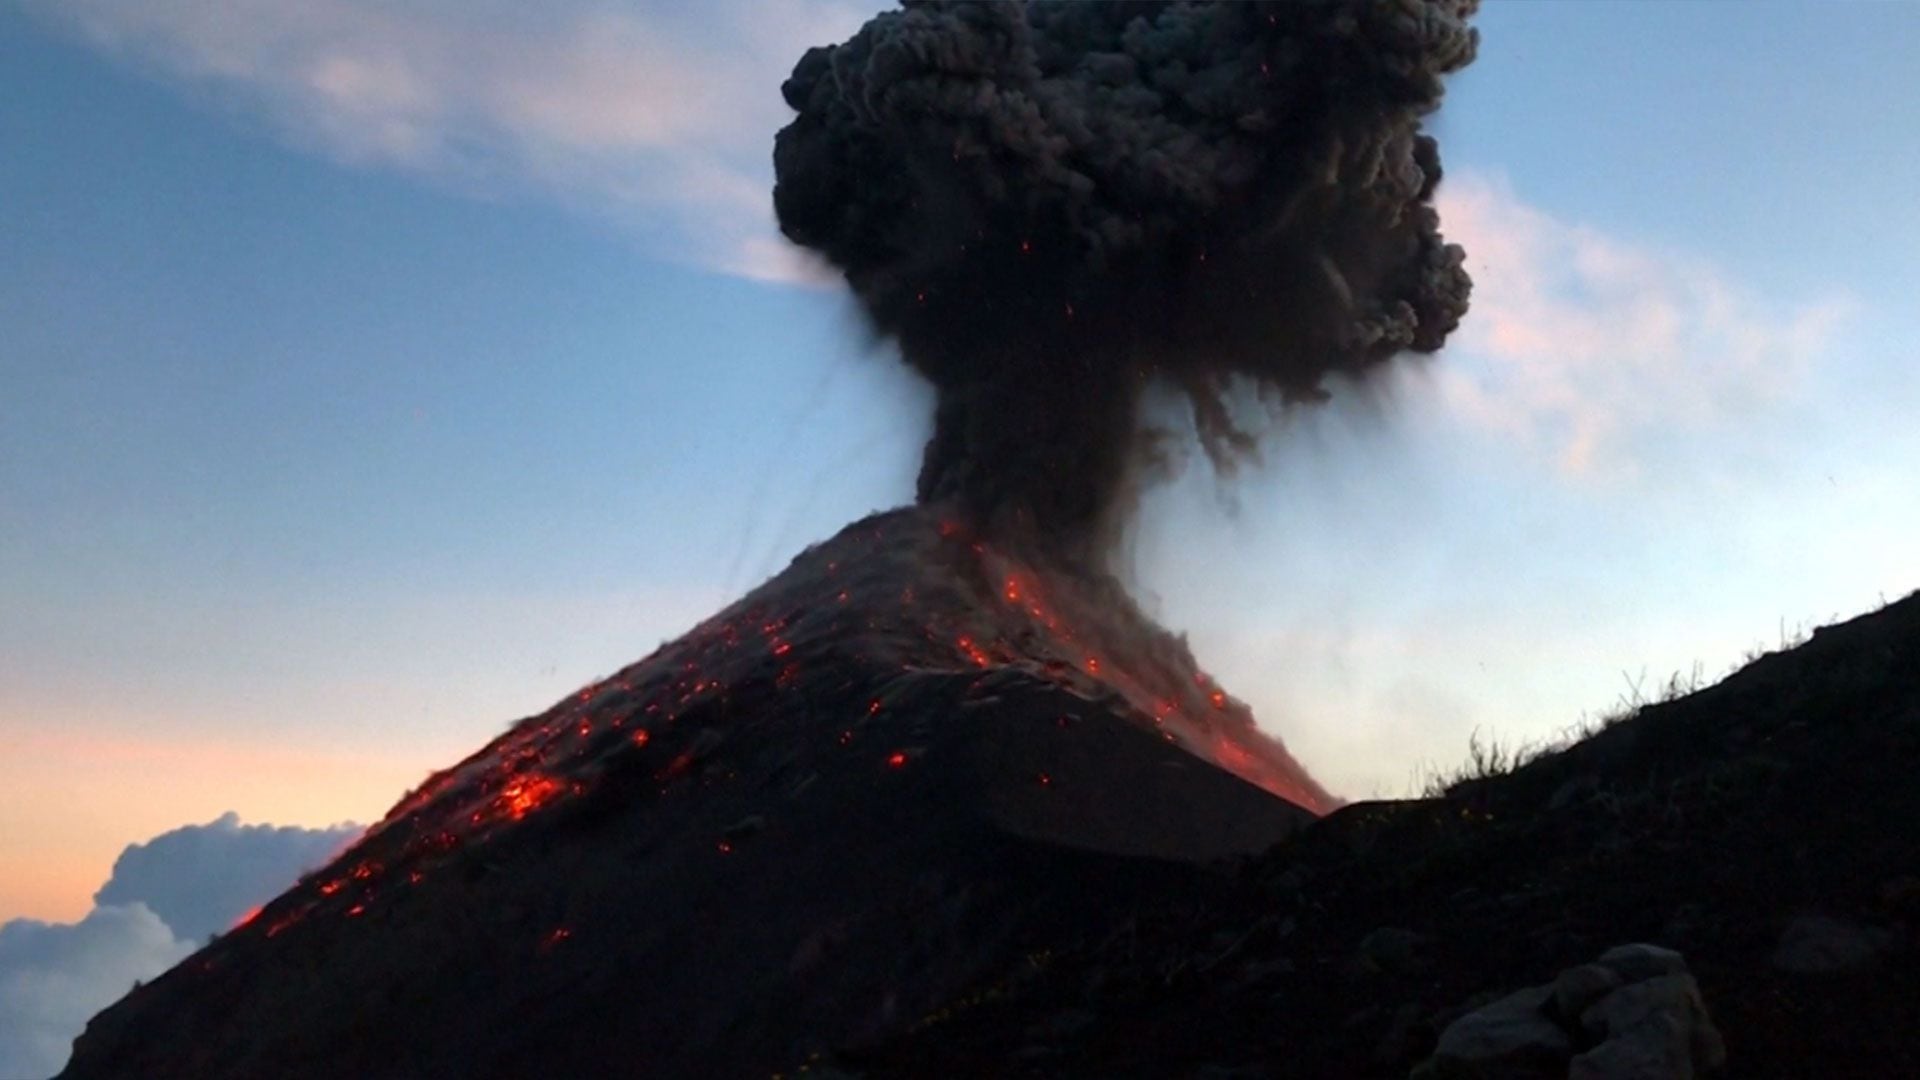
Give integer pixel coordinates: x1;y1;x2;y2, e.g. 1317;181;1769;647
94;501;1322;1072
257;505;1327;959
264;911;303;938
499;775;563;820
955;636;992;668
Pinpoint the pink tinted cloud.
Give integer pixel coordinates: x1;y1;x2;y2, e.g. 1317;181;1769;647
28;0;867;283
1433;171;1851;478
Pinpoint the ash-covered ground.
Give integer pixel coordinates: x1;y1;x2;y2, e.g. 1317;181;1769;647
57;505;1322;1079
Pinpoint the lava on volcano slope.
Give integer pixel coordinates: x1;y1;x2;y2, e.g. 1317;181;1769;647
229;506;1330;944
60;505;1321;1080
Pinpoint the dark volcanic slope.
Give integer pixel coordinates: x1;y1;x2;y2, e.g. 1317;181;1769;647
859;590;1920;1078
59;507;1319;1080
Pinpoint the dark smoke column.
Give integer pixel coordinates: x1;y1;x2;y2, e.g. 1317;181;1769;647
776;0;1477;557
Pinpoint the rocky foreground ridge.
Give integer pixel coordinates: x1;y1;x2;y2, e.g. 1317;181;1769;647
851;589;1920;1078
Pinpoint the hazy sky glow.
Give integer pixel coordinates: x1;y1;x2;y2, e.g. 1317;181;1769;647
4;0;1919;934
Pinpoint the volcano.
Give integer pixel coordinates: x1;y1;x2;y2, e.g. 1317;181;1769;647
58;506;1324;1079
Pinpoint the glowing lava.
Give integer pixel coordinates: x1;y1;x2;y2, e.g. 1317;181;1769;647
223;505;1330;951
498;776;563;821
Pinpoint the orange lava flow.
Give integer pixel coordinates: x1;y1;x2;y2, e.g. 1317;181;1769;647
227;508;1331;954
956;536;1332;815
499;775;563;821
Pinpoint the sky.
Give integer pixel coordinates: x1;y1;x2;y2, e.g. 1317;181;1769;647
2;4;1918;1065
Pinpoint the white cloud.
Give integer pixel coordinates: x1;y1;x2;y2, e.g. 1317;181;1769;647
1128;174;1873;801
24;0;867;282
92;812;361;944
1432;170;1851;479
0;903;192;1080
0;813;362;1079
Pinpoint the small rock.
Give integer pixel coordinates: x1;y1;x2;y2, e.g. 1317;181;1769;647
1551;963;1622;1022
1237;957;1296;988
723;815;768;843
1548;774;1600;811
1595;943;1688;984
1358;927;1425;974
1034;1007;1095;1040
1428;984;1569;1077
1771;915;1897;974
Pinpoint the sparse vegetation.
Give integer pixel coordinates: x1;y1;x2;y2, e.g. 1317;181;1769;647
1419;622;1831;801
1417;728;1545;798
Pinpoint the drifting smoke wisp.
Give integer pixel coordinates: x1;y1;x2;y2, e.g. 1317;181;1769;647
776;0;1477;556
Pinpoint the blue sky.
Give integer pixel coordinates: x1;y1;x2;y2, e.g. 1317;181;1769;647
3;0;1918;933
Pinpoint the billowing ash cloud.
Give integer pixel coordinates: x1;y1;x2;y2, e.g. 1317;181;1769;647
0;814;360;1079
92;812;360;945
775;0;1477;553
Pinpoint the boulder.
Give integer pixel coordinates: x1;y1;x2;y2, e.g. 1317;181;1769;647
1415;944;1724;1080
1358;927;1426;974
1595;943;1689;984
1577;973;1725;1077
1551;963;1622;1022
1423;985;1570;1078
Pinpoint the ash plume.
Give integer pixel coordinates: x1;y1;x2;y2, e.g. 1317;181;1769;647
775;0;1477;555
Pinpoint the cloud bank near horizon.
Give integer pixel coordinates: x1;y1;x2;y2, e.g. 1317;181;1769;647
0;814;361;1080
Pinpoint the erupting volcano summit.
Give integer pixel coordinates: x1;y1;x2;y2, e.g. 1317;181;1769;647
59;3;1479;1077
775;0;1476;551
62;509;1321;1078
